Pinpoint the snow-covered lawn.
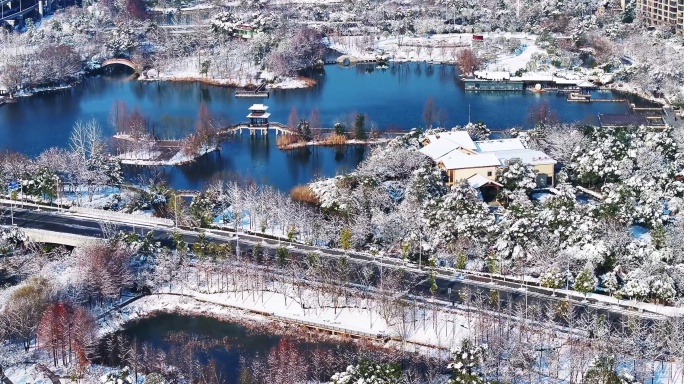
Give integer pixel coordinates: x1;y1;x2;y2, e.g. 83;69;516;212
117;146;219;166
330;32;541;70
100;287;471;352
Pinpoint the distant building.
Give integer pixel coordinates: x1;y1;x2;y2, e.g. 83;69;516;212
636;0;684;35
235;24;255;39
419;133;556;189
247;104;270;126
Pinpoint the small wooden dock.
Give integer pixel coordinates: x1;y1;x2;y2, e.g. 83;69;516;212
235;83;269;99
235;91;269;98
567;97;627;103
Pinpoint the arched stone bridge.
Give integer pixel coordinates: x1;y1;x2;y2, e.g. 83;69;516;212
101;58;142;74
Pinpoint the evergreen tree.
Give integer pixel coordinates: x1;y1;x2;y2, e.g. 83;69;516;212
621;0;636;23
330;359;403;384
428;268;438;297
339;227;352;252
276;246;289;267
334;122;347;136
354;114;366;140
448;339;487;384
574;264;597;297
297;119;312;141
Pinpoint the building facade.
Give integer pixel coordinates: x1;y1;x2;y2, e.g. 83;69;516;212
419;133;557;189
637;0;684;35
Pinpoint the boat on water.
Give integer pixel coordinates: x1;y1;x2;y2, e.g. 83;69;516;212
568;92;592;102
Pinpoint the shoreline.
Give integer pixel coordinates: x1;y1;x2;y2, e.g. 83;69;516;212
2;65;670;108
117;146;220;166
141;74;319;90
98;293;445;353
278;137;391;150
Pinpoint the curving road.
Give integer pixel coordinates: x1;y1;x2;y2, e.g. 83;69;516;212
0;204;667;329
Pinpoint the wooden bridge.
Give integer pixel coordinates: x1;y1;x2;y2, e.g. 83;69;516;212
235;82;269;99
219;123;408;138
219;122;295;136
101;58;142;75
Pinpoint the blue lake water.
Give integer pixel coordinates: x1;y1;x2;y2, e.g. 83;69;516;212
0;63;642;191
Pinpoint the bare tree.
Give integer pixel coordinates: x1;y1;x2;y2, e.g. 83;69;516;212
456;48;481;76
1;278;51;351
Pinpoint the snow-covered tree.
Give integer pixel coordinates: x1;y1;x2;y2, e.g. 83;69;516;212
574;263;597;296
497;158;537;197
329;360;404;384
448;339;487;384
423;182;494;251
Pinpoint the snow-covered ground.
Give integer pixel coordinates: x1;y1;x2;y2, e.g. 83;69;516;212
329;32;540;70
117;146;219;166
100;286;470;352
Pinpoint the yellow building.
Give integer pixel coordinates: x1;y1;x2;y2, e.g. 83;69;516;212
420;134;556;189
637;0;684;35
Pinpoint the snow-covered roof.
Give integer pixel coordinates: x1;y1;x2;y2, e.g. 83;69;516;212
494;149;557;165
439;152;501;170
419;137;461;160
554;79;581;85
247;112;271;119
467;174;502;189
248;104;268;111
425;131;477;150
578;81;596;88
509;74;554;82
475;138;526;152
474;71;511;81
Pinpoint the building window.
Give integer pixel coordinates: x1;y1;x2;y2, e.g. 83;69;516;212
487;171;493;177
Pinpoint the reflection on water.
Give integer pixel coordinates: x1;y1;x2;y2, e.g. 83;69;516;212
97;314;361;384
0;62;653;191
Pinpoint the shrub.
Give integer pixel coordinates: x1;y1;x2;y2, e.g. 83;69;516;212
322;134;347;146
276;134;305;149
290;185;320;204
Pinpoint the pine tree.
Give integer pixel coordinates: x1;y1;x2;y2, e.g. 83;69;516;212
339;228;352;252
354;114;366;140
334;123;347;136
448;339;487;384
428;268;438;297
276;246;289;267
574;264;597;297
297;119;312;141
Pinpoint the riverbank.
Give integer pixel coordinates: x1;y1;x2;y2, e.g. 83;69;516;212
141;69;318;90
98;294;397;351
117;146;220;166
99;285;467;354
277;136;391;150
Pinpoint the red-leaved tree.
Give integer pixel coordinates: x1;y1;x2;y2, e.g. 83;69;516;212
37;302;97;370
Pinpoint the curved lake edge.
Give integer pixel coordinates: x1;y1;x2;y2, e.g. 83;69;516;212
2;62;666;106
98;293;414;353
